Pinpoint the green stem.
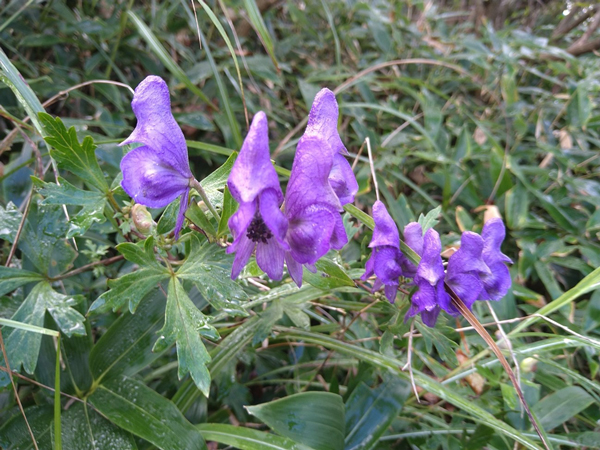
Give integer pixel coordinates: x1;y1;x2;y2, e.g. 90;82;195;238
54;335;62;450
190;178;221;223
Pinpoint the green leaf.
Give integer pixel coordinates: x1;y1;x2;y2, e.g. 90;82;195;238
89;237;170;313
253;298;284;346
176;234;247;316
344;204;374;230
127;10;214;109
217;186;237;237
0;266;44;297
197;423;310;450
567;83;591;128
89;376;207;450
89;289;167;383
38;112;108;192
32;176;106;238
18;201;78;277
303;258;355;291
153;277;217;397
61;403;137;449
242;0;279;71
0;405;53;450
199;153;237;209
185;201;216;240
0;201;22;241
156;200;180;235
532;386;595;430
1;282;85;378
246;392;345;450
344;379;410;450
417;205;442;232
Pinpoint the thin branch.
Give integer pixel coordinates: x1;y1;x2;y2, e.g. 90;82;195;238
5;189;33;267
51;254;125;281
366;137;380;202
402;320;420;403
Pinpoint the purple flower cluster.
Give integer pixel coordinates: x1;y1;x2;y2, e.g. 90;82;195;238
362;202;512;327
226;88;357;286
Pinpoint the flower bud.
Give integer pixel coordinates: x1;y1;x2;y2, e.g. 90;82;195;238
520;357;538;373
131;204;155;235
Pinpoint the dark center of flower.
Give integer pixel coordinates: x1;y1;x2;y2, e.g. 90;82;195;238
246;214;273;244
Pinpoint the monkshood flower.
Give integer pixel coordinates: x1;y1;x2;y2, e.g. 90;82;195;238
303;88;358;206
120;75;193;238
361;201;414;302
479;218;513;300
226;111;289;280
404;223;449;327
285;135;347;287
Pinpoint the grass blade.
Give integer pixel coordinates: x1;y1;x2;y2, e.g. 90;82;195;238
241;0;279;71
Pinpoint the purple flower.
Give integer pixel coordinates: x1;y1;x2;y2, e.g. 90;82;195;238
404;223;449;327
303;88;358;206
284;136;347;286
361;201;413;302
227;111;289;280
120;75;193;238
480;218;513;300
445;232;490;311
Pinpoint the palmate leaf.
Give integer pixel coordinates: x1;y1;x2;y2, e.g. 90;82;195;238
153;277;218;397
176;234;247;316
0;281;85;385
89;237;170;314
38;112;108;192
0;266;44;297
32;176;106;238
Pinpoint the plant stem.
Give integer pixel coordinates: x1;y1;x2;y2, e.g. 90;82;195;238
190;178;221;223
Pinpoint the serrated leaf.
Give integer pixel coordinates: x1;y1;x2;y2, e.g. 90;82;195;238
18;201;78;277
246;392;345;450
0;266;44;297
0;282;85;380
60;403;137;449
303;258;355;290
198;153;237;208
417;205;442;232
0;201;22;241
153;277;217;397
90;288;167;383
415;321;458;366
185;200;216;239
156;200;180;235
176;234;247;316
89;237;170;313
89;375;207;450
32;176;106;238
38;112;108;192
344;378;410;450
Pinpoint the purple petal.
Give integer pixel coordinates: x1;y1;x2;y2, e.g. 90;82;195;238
384;284;398;303
229;234;255;279
304;88;347;156
447;232;490;277
480;263;512;301
403;222;424;256
174;188;190;239
446;272;482;312
121;76;191;178
228;111;283;205
420;306;441;327
416;229;445;285
286;252;303;287
373;247;403;285
259;188;289;249
370;201;400;248
256;240;285;280
287;205;337;264
120;145;189;208
228;201;257;245
329;214;348;250
482;218;512;266
329;153;358;206
305;263;317;273
361;255;375;281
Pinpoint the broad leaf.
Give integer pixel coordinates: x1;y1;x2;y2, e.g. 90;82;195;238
246;392;346;450
197;423;310;450
90;288;167;383
38;112;108;192
217;186;237;237
0;201;22;241
0;282;85;381
252;298;283;346
61;403;137;449
0;405;53;450
198;153;236;208
153;277;218;397
89;376;207;450
32;176;106;238
176;234;247;316
185;201;216;239
344;379;410;450
303;258;355;290
89;237;170;313
533;386;595;430
0;266;44;297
